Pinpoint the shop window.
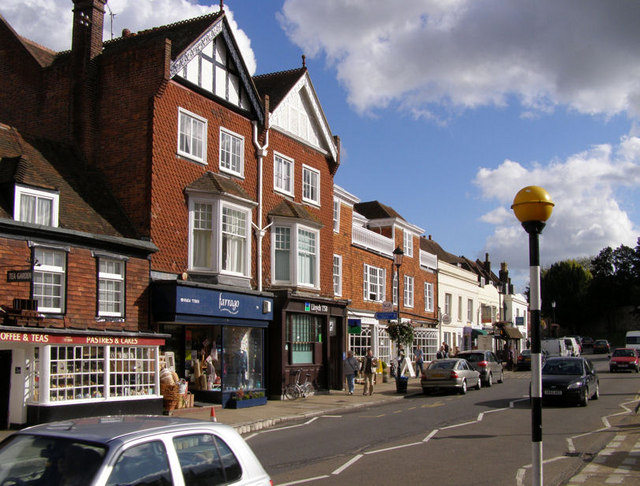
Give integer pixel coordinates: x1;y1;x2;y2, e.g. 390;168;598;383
287;314;321;364
32;246;67;314
49;346;105;402
98;257;125;318
109;346;157;398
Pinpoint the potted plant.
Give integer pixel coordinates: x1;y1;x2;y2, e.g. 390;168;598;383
381;360;389;382
226;389;267;409
387;321;414;393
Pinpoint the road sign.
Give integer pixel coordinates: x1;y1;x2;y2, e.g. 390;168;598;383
381;301;393;312
375;312;397;320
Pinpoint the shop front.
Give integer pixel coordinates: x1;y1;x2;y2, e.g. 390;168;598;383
269;291;348;399
0;326;166;429
153;281;273;408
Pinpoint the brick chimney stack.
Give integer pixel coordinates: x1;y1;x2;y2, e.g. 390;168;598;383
71;0;107;161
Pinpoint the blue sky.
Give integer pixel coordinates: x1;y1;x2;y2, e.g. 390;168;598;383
4;0;640;291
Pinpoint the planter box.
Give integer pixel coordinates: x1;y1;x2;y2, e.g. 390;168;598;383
225;396;267;409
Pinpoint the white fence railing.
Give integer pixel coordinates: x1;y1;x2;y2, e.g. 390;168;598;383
352;224;394;257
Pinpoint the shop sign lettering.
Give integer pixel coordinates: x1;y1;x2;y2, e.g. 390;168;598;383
219;294;240;315
0;332;163;346
0;332;49;343
304;302;328;313
7;270;32;282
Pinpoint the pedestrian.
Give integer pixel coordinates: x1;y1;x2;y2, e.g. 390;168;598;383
362;349;377;396
343;350;359;395
414;344;424;378
442;341;450;358
436;346;444;359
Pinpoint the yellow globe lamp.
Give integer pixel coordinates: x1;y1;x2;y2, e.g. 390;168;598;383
511;186;554;223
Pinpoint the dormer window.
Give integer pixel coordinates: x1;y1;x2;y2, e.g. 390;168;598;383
14;185;59;227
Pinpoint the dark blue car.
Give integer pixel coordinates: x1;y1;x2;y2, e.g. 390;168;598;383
540;357;599;406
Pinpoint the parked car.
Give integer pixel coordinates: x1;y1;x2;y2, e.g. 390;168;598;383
609;348;640;372
541;338;569;357
456;350;504;386
593;339;611;354
0;416;272;486
538;356;599;406
516;349;549;371
625;330;640;351
565;336;583;355
422;358;481;395
581;336;594;349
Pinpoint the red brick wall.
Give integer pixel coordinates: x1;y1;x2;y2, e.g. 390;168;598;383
0;236;150;331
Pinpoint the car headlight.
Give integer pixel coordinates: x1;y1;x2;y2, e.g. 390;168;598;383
567;380;584;390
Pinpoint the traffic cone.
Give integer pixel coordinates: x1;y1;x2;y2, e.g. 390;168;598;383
210;406;217;422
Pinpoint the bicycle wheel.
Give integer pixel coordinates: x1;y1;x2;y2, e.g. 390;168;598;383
301;382;314;398
284;384;298;400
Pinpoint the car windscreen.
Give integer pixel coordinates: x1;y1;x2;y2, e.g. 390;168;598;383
612;349;635;357
428;360;455;370
0;434;106;485
542;360;583;375
459;353;482;362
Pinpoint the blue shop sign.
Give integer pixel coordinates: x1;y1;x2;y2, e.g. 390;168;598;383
174;286;272;320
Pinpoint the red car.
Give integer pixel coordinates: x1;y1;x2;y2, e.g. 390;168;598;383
609;348;640;373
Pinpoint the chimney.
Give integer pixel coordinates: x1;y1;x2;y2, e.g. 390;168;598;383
70;0;107;162
483;252;491;274
499;262;509;285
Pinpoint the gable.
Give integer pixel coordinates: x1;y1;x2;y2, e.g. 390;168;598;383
169;16;263;124
270;73;338;162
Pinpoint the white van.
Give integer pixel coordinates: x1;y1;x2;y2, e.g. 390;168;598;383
625;330;640;350
541;338;569;357
563;337;581;357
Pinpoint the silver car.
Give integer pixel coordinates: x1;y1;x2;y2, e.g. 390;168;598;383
421;358;481;394
0;415;272;486
456;350;504;386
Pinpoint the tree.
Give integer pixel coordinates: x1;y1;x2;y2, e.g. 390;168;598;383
541;260;592;334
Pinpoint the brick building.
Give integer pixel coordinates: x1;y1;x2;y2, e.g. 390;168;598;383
0;0;348;410
333;185;439;372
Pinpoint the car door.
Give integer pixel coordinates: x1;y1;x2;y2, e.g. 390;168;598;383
583;360;595;395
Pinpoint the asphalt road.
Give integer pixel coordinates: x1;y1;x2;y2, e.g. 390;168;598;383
246;352;639;486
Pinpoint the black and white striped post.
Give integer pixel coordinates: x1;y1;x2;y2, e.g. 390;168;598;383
512;186;554;486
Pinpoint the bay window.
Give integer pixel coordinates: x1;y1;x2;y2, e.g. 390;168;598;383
271;223;320;288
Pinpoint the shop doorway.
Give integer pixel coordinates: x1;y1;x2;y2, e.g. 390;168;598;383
0;350;11;429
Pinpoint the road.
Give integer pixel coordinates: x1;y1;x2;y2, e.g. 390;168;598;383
246;353;640;485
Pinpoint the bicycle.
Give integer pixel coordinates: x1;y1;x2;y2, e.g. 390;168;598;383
284;369;314;400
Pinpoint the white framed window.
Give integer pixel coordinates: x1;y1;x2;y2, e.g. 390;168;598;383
363;264;385;302
177;108;207;163
98;258;125;318
404;275;414;308
467;299;473;323
333;255;342;296
33;247;66;314
274;152;294;196
424;282;434;312
444;293;452;317
458;296;463;321
392;272;398;306
403;231;413;257
333;199;340;232
302;165;320;206
14;185;59;227
188;198;251;278
271;223;320;288
220;128;244;177
221;205;248;275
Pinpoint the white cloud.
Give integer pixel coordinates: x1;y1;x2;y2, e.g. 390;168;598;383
0;0;257;74
280;0;640;120
475;137;640;288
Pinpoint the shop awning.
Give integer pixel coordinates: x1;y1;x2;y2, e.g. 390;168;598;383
471;329;489;338
501;326;524;339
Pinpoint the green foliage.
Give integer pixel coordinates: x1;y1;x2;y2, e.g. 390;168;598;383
387;321;414;346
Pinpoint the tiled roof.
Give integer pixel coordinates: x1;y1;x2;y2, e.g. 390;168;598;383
102;11;224;60
0;14;57;68
268;199;322;226
0;124;140;239
253;67;306;110
185;171;254;202
420;236;462;265
354;201;405;221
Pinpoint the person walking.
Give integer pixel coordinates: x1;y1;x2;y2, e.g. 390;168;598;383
442;341;450;358
343;350;359;395
414;344;424;378
362;349;377;396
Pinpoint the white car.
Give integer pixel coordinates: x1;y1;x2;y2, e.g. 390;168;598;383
0;415;272;486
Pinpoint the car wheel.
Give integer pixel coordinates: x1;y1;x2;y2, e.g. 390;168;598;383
580;389;589;407
636;366;639;373
592;382;599;400
498;370;504;383
475;377;482;390
459;380;467;394
485;373;493;387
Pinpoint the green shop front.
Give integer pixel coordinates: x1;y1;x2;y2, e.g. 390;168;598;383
153;281;273;408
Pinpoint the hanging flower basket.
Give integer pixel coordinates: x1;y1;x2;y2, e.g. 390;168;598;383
387;321;414;347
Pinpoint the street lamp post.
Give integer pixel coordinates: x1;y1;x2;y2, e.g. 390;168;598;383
512;186;554;486
551;301;556;338
393;246;404;377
